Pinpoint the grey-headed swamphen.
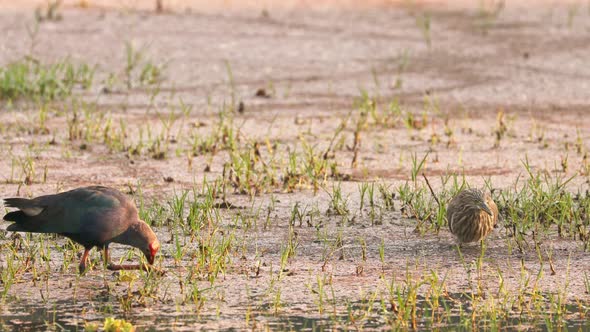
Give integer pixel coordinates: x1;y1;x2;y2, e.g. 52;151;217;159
3;186;160;273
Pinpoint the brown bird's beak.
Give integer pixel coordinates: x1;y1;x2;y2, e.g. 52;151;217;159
480;204;493;216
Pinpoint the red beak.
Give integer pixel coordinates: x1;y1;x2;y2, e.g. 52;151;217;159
148;241;159;265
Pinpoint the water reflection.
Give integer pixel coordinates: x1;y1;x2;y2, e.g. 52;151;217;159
0;297;588;331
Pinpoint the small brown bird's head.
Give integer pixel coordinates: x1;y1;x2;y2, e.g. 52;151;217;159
464;189;493;216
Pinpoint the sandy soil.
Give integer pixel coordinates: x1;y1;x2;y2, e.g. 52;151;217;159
0;1;589;330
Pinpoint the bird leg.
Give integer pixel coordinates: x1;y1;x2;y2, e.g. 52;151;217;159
79;248;91;274
103;245;111;267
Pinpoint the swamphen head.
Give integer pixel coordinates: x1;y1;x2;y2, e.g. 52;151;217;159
132;221;161;265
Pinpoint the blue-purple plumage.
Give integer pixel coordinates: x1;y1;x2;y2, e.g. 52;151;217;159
3;186;160;273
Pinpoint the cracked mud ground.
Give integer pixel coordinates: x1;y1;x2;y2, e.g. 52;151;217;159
0;1;589;330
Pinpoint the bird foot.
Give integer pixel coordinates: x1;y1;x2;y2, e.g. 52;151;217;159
107;263;141;271
107;263;165;275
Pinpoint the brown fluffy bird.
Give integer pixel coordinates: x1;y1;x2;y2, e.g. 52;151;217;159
3;186;160;273
447;188;498;244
